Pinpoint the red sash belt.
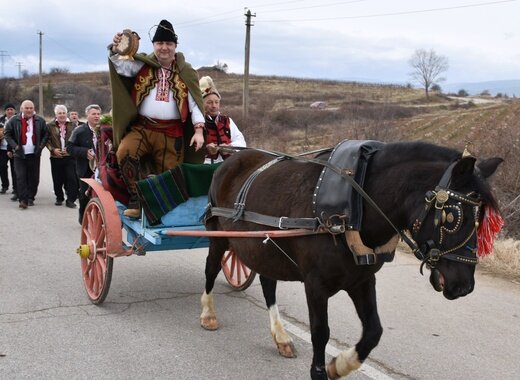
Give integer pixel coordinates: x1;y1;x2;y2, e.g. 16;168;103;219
137;116;184;138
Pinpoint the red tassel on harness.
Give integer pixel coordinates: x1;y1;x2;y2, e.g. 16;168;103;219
477;205;504;256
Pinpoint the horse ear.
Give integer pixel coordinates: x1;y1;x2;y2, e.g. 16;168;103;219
449;156;476;188
477;157;503;179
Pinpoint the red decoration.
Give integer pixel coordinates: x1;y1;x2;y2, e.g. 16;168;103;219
477;205;504;256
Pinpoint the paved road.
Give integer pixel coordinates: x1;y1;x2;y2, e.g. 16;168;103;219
1;151;519;379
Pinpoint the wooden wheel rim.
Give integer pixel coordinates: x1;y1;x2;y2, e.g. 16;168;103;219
80;199;112;303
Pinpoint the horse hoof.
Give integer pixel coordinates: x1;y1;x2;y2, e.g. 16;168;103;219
200;316;219;331
326;348;361;379
326;357;340;380
277;341;297;358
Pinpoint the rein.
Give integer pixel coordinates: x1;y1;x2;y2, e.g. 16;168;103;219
213;146;481;270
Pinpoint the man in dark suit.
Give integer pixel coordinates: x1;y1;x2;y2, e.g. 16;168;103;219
4;100;49;209
47;104;78;208
0;102;17;195
67;104;101;224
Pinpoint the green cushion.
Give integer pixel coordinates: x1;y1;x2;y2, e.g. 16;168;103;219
181;163;221;197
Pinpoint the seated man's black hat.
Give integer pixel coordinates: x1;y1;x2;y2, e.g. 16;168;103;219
152;19;178;43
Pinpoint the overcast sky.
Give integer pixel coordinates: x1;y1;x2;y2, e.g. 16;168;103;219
0;0;518;86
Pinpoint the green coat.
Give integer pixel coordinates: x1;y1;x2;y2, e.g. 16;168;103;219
109;52;205;164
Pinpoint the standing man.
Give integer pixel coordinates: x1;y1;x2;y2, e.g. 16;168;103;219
108;19;205;218
0;103;17;194
199;76;246;163
68;110;80;129
4;100;49;209
46;104;78;208
67;104;101;224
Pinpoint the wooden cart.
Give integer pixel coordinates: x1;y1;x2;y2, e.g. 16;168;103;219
76;178;256;304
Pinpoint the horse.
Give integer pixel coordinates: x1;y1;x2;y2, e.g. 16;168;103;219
200;140;503;380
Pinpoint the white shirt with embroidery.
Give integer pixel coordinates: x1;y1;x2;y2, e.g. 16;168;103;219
110;55;204;124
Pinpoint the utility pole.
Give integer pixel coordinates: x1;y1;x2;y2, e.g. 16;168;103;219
0;50;9;77
16;62;23;78
243;8;255;124
38;31;44;115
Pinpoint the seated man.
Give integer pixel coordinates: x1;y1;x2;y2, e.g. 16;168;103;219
199;76;246;163
108;19;205;218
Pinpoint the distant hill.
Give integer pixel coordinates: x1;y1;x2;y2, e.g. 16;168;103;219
442;79;520;97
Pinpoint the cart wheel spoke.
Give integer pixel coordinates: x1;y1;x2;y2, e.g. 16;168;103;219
94;260;103;296
96;228;106;249
85;264;94;290
230;254;237;276
221;248;256;291
98;255;107;275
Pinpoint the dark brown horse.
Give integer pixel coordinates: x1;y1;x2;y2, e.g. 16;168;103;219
200;141;503;379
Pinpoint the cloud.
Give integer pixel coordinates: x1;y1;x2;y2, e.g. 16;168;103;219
0;0;518;83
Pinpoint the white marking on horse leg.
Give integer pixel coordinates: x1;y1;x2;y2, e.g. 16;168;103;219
327;347;362;379
283;320;393;379
269;305;296;358
200;291;218;330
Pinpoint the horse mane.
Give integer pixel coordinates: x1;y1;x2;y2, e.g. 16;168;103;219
377;141;499;210
377;141;461;168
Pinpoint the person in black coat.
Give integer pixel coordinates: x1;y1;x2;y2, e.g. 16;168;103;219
4;100;49;209
67;104;101;224
0;102;17;195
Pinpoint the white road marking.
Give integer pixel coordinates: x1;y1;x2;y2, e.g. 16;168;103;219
282;318;395;380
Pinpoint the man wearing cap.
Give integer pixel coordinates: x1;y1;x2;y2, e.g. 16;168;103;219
199;76;246;164
0;103;17;194
4;100;49;209
108;19;205;218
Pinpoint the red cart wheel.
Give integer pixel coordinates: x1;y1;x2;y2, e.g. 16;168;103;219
221;247;256;291
80;198;113;304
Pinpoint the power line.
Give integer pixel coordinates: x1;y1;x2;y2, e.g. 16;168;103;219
174;0;347;27
258;0;365;14
45;34;99;64
257;0;517;22
174;15;239;28
175;9;240;26
240;0;306;10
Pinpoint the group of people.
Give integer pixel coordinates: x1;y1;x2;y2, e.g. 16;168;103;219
0;18;245;223
0;101;98;215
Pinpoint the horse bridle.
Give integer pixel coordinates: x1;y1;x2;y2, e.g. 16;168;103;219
404;160;483;273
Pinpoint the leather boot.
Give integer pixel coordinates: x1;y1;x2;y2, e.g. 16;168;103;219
120;155;141;218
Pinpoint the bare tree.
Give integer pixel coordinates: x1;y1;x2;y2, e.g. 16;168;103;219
409;49;448;99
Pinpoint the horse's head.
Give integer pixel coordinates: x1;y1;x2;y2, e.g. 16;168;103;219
410;155;503;300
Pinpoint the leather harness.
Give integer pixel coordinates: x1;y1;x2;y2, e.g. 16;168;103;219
207;140;385;234
204;143;483;269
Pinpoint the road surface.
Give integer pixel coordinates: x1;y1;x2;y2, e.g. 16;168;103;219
1;150;519;379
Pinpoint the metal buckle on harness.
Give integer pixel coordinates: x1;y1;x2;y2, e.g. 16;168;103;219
278;216;289;229
429;248;441;263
